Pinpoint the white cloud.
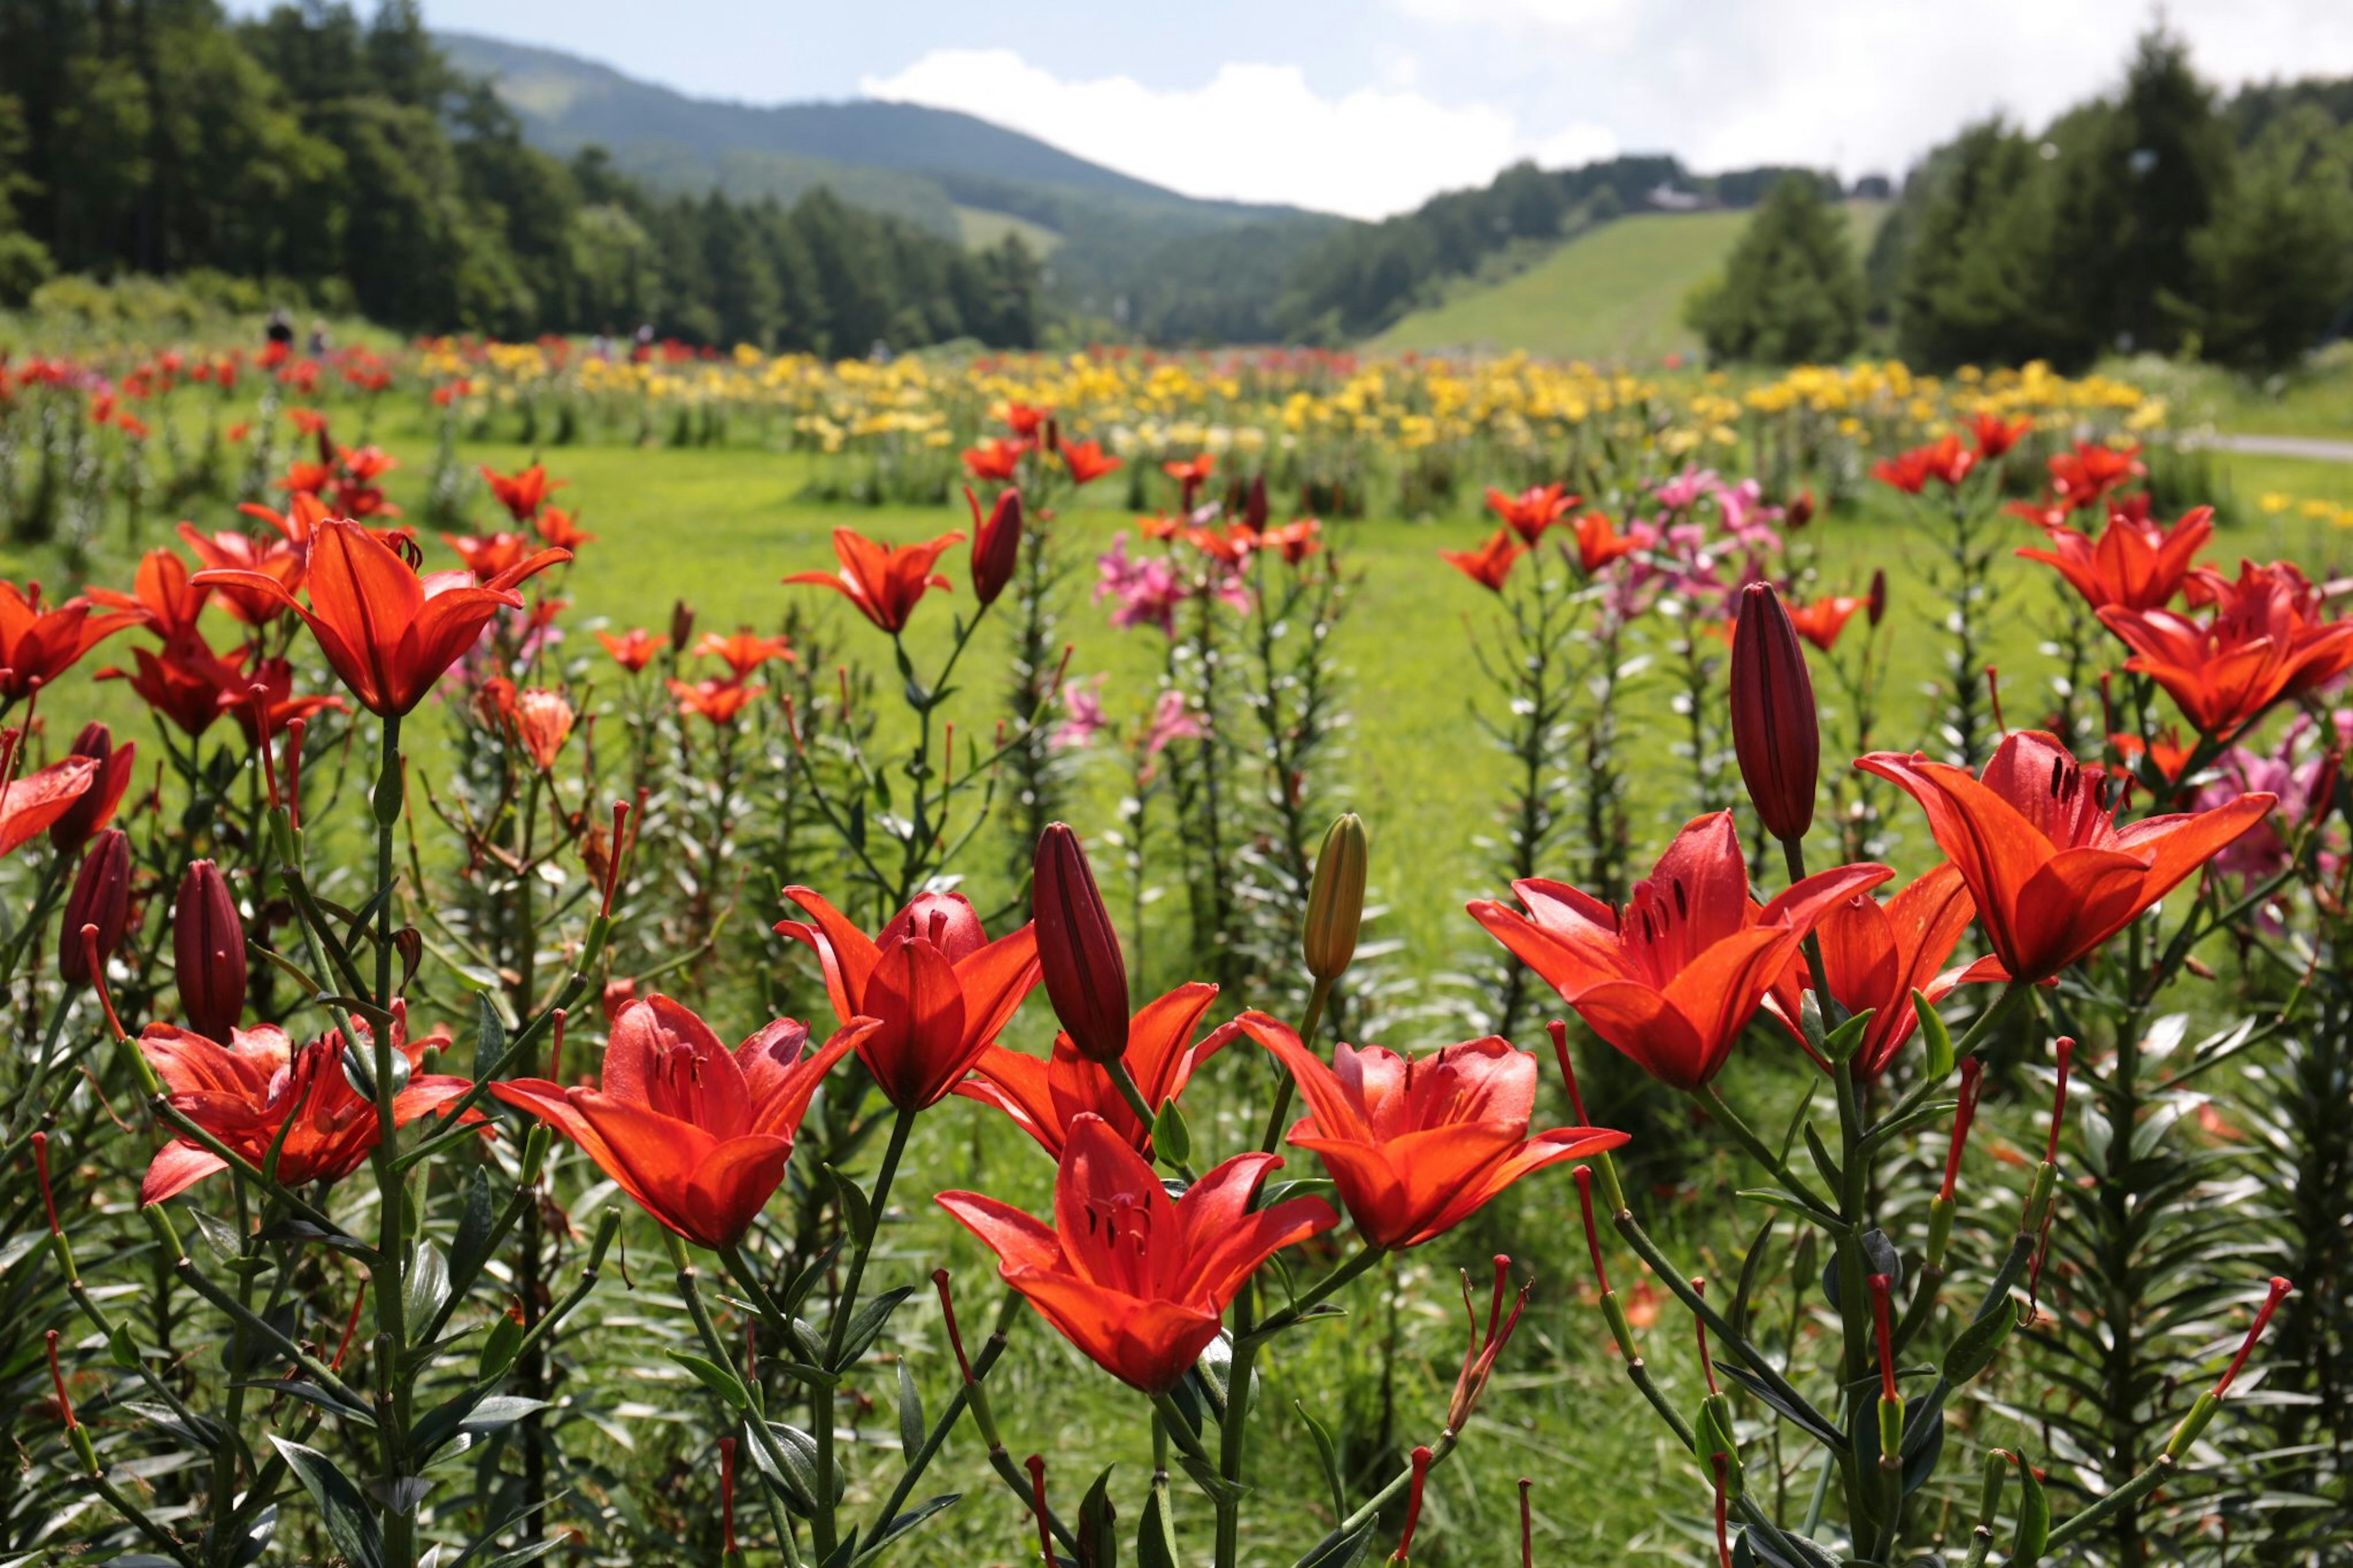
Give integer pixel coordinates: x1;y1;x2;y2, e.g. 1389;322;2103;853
860;48;1607;219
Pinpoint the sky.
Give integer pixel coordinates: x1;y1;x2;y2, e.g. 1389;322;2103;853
246;0;2353;219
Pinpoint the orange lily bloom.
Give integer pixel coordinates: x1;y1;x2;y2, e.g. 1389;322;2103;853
668;678;765;725
1763;864;1979;1080
2098;560;2353;739
2110;729;2195;785
2047;442;2143;509
2017;506;2211;613
0;757;97;856
937;1113;1336;1393
1967;411;2032;460
140;1005;471;1204
192;517;569;716
694;628;797;678
785;527;963;634
958;982;1230;1159
493;996;868;1250
1573;510;1640;574
1441;528;1527;593
176;525;303;626
535;506;597;550
102;638;244;737
597;627;662;673
1237;1012;1627;1250
480;462;566;523
1061;439;1123;486
961;437;1028;482
442;531;537;581
1264;518;1324;564
1468;812;1890;1091
1871;435;1975;493
512;689;575;770
0;582;134;703
778;888;1039;1112
89;550;210;642
1485;483;1578;543
1787;595;1868;651
1858;730;2273;981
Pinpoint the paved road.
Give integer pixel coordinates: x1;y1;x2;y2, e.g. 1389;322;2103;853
2179;431;2353;463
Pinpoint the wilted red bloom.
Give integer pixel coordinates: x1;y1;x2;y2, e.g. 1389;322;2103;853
1485;483;1578;543
0;757;97;857
1574;511;1640;574
778;887;1039;1111
1967;412;2033;460
513;689;576;770
89;550;209;642
1468;812;1889;1091
1441;528;1528;593
960;982;1229;1159
966;487;1024;607
493;996;868;1249
140;1005;471;1203
784;526;963;634
694;629;797;678
48;722;135;851
962;437;1029;482
667;678;765;726
535;506;597;550
597;627;662;673
1238;1013;1627;1250
2047;442;2143;509
2099;560;2353;739
2018;506;2212;613
0;582;133;704
1859;730;2273;981
59;828;131;985
1032;824;1128;1064
1730;583;1821;841
1871;435;1976;493
442;531;537;581
1264;518;1324;564
1787;595;1867;651
480;462;566;523
175;525;303;626
937;1113;1335;1392
1785;489;1816;529
1061;439;1122;486
194;518;569;716
1763;863;1978;1080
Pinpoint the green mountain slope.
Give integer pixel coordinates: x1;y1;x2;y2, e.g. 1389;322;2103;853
1375;205;1883;363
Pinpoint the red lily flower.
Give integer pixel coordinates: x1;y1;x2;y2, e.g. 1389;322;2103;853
1441;528;1527;593
0;582;134;704
1763;863;1979;1080
193;518;569;716
2098;561;2353;739
480;462;566;523
1858;730;2274;980
1468;812;1889;1091
778;887;1040;1112
238;491;333;548
535;506;597;550
937;1113;1336;1393
0;757;97;857
175;525;303;626
493;996;870;1250
1574;510;1640;574
962;438;1029;482
2017;506;2211;613
1181;523;1256;566
784;527;963;634
442;531;537;581
102;638;244;737
231;655;344;744
89;550;209;642
597;627;662;673
512;689;575;770
958;982;1230;1159
1061;439;1123;486
1872;435;1975;493
1485;483;1578;544
668;678;765;725
48;724;136;850
1237;1012;1627;1249
1967;412;2033;460
2110;729;2195;784
2047;442;2143;509
1264;518;1324;564
1787;595;1868;651
694;628;797;678
140;1005;472;1204
1003;403;1050;437
1162;452;1215;501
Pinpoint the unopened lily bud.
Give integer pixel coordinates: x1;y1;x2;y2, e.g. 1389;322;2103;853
1245;474;1269;532
1033;824;1129;1063
1866;567;1889;627
966;486;1023;607
1730;582;1820;841
172;860;246;1041
59;829;131;986
1786;488;1815;529
1303;813;1367;982
50;723;134;851
669;599;696;654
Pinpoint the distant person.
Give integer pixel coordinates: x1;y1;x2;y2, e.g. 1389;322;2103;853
632;323;654;363
869;338;892;364
306;319;330;356
265;309;294;350
590;330;613;362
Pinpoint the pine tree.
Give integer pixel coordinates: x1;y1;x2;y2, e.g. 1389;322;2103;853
1683;173;1863;364
2192;105;2353;369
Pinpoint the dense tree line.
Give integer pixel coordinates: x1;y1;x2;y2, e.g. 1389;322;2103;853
0;0;1040;350
1684;175;1865;365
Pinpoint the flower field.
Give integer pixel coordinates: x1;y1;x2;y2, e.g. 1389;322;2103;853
0;332;2349;1568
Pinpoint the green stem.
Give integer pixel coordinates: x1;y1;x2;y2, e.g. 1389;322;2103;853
813;1104;917;1559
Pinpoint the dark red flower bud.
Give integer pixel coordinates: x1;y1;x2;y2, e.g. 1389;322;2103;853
59;829;131;987
1786;488;1815;529
173;860;247;1040
49;723;135;851
1866;568;1889;628
1032;822;1129;1063
966;486;1023;607
1244;475;1269;533
1730;582;1821;842
669;599;696;654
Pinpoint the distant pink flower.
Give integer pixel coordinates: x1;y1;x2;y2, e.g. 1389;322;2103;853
1713;478;1784;553
1144;690;1202;756
1053;675;1108;751
1654;467;1719;513
1096;537;1186;636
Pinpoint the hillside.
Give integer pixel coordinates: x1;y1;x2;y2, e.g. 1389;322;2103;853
1375;204;1884;363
